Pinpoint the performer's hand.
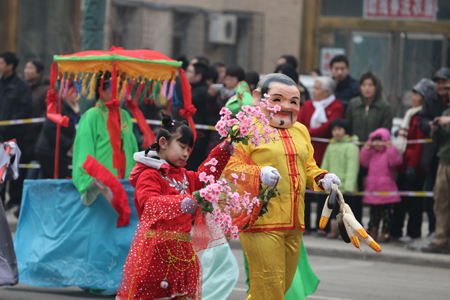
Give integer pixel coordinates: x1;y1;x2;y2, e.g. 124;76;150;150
220;139;235;155
260;166;281;187
181;198;199;215
319;173;341;191
7;141;17;156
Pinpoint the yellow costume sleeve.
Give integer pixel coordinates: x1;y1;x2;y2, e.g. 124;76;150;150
223;142;263;199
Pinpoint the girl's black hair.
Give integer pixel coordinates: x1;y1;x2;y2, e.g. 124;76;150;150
226;65;246;82
329;118;351;135
95;71;111;100
145;114;194;155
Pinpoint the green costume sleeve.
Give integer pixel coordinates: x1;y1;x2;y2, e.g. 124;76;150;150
72;110;99;204
225;81;253;115
72;105;138;206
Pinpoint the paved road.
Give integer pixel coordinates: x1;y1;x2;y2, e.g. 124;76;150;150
2;249;449;300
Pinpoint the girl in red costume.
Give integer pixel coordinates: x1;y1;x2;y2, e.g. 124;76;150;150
117;114;234;300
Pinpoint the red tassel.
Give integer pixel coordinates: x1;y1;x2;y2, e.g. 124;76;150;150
132;81;145;103
49;62;56;89
104;100;124;175
126;99;155;148
45;63;69;127
83;154;130;227
111;62;117;100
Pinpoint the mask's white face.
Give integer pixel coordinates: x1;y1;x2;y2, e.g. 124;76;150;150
252;82;300;128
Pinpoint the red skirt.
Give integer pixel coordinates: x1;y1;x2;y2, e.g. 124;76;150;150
117;229;201;300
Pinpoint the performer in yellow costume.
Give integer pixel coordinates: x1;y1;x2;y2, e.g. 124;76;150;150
225;74;341;299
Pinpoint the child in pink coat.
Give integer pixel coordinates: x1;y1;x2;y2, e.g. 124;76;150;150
360;128;403;243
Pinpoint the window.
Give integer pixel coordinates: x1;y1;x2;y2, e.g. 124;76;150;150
322;0;363;17
172;12;192;59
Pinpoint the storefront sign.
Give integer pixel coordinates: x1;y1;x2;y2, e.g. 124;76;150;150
320;48;345;77
363;0;436;21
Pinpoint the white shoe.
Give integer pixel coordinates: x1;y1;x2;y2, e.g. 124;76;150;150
399;236;413;243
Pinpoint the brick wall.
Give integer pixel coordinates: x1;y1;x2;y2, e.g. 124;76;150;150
106;0;304;74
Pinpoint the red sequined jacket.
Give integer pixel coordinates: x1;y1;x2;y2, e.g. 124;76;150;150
129;141;231;232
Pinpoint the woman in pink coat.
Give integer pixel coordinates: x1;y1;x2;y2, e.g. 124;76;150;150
360;128;403;243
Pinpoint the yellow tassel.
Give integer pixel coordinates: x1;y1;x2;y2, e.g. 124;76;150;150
118;76;127;101
87;73;97;100
81;73;89;95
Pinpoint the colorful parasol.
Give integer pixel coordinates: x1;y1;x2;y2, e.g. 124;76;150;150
46;46;197;179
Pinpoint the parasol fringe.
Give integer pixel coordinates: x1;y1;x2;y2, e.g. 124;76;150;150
171;83;180;105
132;81;145;103
118;76;126;101
167;80;174;102
130;79;139;100
87;73;97;100
140;79;151;104
161;80;168;97
81;73;89;95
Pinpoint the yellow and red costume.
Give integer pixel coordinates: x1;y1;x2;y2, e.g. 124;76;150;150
225;120;326;299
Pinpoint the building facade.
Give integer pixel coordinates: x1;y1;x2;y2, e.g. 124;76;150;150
104;0;305;74
300;0;450;115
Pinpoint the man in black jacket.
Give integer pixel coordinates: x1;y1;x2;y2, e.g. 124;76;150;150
330;55;360;110
184;62;209;171
0;52;33;215
417;67;450;236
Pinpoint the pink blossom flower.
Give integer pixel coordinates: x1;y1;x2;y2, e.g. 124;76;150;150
219;129;228;137
231;173;239;179
200;189;208;198
241;173;246;181
242;106;253;114
240;126;248;136
199;172;207;182
236;111;245;120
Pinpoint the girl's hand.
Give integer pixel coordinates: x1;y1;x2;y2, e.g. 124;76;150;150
181;198;199;215
385;141;393;147
220;139;235;155
364;142;371;150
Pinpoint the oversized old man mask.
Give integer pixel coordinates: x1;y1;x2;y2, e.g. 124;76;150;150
252;73;300;128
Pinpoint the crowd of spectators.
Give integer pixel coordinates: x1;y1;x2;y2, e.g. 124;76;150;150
1;50;450;253
299;55;450;254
